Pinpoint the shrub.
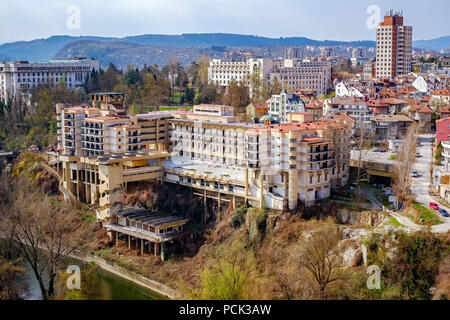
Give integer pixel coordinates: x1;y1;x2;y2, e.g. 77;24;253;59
229;204;249;228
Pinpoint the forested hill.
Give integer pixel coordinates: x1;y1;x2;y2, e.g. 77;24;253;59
0;33;376;63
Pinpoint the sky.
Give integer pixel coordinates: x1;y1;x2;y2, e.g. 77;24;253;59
0;0;449;44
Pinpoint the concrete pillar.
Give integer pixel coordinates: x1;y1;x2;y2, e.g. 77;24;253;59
218;192;221;212
203;189;207;224
115;231;119;247
128;235;131;250
140;238;144;255
232;195;236;210
154;242;159;256
160;243;165;262
245;168;249;201
259;172;264;208
288;170;298;210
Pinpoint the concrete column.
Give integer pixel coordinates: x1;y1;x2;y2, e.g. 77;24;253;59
140;239;144;255
115;231;118;247
232;195;236;210
259;172;264;208
154;242;159;256
218;192;221;212
288;170;298;210
128;235;131;250
160;243;165;262
245;168;249;201
203;189;207;224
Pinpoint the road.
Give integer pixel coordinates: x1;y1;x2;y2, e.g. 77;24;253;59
409;134;450;233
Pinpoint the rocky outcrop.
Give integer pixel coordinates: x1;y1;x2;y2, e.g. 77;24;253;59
336;209;387;227
340;239;364;267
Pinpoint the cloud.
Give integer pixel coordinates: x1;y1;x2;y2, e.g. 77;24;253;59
0;0;448;44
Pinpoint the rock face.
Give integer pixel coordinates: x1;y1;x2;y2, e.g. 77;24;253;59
340;239;364;267
336;209;386;227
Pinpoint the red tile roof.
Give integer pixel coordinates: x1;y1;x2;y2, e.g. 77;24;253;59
433;89;450;96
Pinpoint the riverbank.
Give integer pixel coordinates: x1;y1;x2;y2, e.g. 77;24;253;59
68;250;178;299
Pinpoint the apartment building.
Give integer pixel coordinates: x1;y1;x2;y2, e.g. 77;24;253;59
375;12;413;79
0;58;99;103
267;90;305;123
324;97;373;135
208;58;332;96
370;114;414;140
165;118;350;210
56;93;173;220
207;58;274;87
267;61;332;96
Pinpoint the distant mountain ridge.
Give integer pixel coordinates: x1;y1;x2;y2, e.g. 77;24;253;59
0;33;376;62
0;33;448;66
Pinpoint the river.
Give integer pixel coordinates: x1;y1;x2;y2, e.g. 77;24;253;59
21;258;166;300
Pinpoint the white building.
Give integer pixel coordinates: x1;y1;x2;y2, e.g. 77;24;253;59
335;82;364;98
0;58;99;103
208;58;332;96
267;90;305;123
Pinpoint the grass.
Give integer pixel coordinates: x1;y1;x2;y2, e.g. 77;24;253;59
411;202;443;225
387;217;404;228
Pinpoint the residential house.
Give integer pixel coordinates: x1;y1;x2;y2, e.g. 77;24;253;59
370;114;414;140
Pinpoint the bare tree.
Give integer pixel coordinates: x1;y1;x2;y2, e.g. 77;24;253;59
354;119;372;205
393;124;418;210
294;223;346;299
0;174;93;299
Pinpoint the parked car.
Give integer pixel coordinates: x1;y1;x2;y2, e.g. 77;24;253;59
429;202;439;210
412;170;419;178
438;208;450;217
379;148;387;153
416;153;422;158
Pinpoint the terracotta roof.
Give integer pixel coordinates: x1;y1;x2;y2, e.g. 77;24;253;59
371;114;414;122
398;86;420;94
368;100;389;108
433;89;450;96
305;100;324;109
418;106;433;113
381;98;407;105
441;106;450;114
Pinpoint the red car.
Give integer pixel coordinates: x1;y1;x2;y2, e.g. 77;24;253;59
429;202;439;210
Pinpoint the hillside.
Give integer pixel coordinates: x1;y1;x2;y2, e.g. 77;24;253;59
52;40;228;69
1;33;448;68
413;36;450;51
0;33;376;63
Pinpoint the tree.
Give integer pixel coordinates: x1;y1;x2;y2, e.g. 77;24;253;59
162;55;179;103
141;73;170;110
294;222;346;299
194;241;255;300
393;124;417;209
222;80;250;112
0;173;93;300
354;119;373;205
388;231;444;300
0;257;25;300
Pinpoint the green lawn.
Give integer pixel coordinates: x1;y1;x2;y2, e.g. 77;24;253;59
412;202;443;225
387;217;404;228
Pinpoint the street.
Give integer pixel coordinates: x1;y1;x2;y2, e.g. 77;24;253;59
410;134;450;233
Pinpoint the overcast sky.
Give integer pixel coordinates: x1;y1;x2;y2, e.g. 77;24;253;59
0;0;448;44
